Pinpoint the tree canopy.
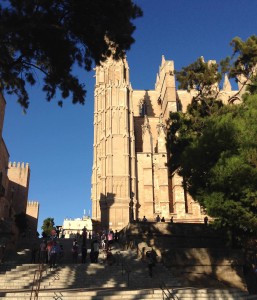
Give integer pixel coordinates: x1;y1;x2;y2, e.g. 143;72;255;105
0;0;142;109
41;217;54;236
168;35;257;243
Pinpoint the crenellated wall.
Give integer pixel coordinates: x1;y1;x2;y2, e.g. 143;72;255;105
7;161;30;215
26;201;39;236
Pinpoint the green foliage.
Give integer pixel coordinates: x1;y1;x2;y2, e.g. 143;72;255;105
168;36;257;242
0;0;142;110
41;217;55;236
229;36;257;82
175;57;222;102
14;212;28;233
175;35;257;105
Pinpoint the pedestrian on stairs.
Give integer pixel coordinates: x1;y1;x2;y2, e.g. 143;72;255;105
49;241;58;268
92;239;99;263
39;240;47;263
72;241;79;263
30;243;38;264
146;249;156;278
81;245;87;263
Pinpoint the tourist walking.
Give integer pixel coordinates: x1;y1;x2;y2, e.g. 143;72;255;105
146;249;156;277
39;240;47;263
49;241;59;268
81;245;87;263
30;243;38;264
72;241;79;263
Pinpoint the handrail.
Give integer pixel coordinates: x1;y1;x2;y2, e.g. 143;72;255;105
159;281;179;300
121;254;132;287
30;263;46;300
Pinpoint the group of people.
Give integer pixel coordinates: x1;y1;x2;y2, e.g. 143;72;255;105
155;215;166;222
30;239;64;268
31;227;120;267
140;215;173;223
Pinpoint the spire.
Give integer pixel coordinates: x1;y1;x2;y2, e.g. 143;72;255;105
161;55;166;67
223;74;232;92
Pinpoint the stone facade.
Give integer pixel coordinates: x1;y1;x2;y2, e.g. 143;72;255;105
91;56;239;230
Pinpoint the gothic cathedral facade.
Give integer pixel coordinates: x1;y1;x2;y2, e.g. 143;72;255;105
91;56;238;230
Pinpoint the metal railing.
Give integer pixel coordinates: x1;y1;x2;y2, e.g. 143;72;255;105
121;254;132;287
30;263;47;300
159;281;179;300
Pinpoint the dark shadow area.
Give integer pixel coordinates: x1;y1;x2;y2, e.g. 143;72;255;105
138;91;155;117
8;180;28;215
99;192;115;231
119;221;256;296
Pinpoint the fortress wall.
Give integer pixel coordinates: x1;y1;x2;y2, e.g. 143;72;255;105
26;201;39;236
8;162;30;214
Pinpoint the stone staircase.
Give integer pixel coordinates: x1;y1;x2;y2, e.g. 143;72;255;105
0;244;256;299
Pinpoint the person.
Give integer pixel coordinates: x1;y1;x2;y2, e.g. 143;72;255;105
156;215;161;222
101;233;106;249
170;216;174;223
39;240;47;263
146;249;156;277
114;230;119;243
82;226;87;246
106;250;116;266
204;216;208;225
49;241;59;268
92;240;99;263
56;228;60;238
81;245;87;263
46;240;53;264
72;241;79;263
108;231;114;249
58;244;64;263
30;243;38;264
161;217;165;222
143;216;147;222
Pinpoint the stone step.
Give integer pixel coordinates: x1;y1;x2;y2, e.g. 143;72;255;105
1;245;254;299
0;288;254;300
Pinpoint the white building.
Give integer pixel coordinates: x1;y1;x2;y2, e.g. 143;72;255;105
62;216;93;238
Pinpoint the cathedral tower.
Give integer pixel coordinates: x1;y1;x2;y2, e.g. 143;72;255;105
91;57;136;230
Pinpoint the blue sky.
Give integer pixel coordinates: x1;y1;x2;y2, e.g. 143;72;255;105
3;0;257;231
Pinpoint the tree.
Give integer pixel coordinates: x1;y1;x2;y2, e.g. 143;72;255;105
167;36;257;243
0;0;142;110
174;35;257;105
41;217;55;236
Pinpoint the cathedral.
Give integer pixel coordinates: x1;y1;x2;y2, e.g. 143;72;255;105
91;55;238;230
